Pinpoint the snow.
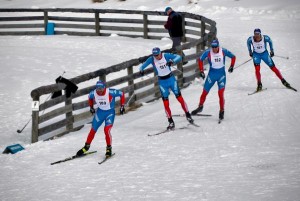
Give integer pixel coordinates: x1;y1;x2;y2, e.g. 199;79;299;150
1;0;300;200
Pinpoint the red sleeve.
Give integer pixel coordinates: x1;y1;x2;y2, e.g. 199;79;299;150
88;98;93;108
120;92;125;106
198;59;204;72
164;17;172;29
231;56;236;67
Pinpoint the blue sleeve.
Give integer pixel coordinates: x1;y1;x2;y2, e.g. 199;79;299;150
247;37;253;53
264;35;274;52
88;91;94;99
109;89;122;98
139;57;154;71
200;50;209;61
164;53;182;64
222;48;235;58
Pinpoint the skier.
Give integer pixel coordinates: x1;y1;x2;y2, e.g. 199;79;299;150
139;47;194;130
76;80;125;157
247;28;291;91
191;39;236;121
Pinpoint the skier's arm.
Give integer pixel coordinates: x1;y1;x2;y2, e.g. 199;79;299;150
264;35;274;52
165;53;182;65
198;50;209;72
88;91;94;107
111;89;125;106
223;48;236;67
139;57;153;72
247;37;253;54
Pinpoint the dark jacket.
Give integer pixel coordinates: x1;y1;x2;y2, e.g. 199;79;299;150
164;11;183;37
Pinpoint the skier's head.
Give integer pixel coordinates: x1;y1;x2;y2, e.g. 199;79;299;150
96;80;106;93
211;39;219;53
254;28;262;41
152;47;162;59
165;7;172;15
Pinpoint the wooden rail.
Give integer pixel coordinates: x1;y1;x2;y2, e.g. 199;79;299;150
0;8;217;142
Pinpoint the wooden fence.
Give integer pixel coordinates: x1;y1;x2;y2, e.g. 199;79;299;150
0;8;217;143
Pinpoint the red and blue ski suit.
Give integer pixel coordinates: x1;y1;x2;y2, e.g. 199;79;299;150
85;88;125;146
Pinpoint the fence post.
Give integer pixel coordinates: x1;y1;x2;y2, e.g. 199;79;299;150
65;93;73;131
99;74;106;82
127;66;135;106
143;13;148;39
200;21;206;50
95;11;100;36
177;50;184;87
181;14;186;43
31;97;39;143
43;11;48;35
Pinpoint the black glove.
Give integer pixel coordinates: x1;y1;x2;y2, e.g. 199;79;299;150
270;51;274;57
140;70;144;77
249;52;253;57
90;107;95;114
120;105;125;115
167;60;174;67
200;71;205;79
228;66;234;73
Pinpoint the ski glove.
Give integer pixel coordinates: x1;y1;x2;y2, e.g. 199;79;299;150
120;105;125;115
228;66;234;73
249;52;253;57
90;107;95;114
200;71;205;79
167;59;174;67
139;70;144;77
270;51;274;57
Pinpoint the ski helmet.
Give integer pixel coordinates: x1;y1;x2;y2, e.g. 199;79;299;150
152;47;161;56
254;28;261;34
211;39;219;48
96;80;106;89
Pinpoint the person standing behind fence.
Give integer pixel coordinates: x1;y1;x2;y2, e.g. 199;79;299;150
164;7;183;51
139;47;194;130
76;80;125;158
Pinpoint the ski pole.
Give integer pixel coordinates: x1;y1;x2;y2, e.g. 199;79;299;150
274;55;289;60
17;118;31;133
125;92;135;107
234;58;252;70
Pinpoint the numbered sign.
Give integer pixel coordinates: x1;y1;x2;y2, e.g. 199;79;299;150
32;101;39;111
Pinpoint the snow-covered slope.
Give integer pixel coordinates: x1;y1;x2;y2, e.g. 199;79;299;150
0;0;300;200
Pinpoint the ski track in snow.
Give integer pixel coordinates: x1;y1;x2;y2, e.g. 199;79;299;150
0;0;300;200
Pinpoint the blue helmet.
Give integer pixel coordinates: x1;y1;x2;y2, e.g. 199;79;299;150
96;80;106;89
152;47;161;56
254;28;261;34
211;39;219;48
165;7;172;14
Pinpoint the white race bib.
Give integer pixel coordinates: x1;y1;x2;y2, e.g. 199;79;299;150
153;53;172;76
94;88;111;110
210;47;224;69
251;35;266;53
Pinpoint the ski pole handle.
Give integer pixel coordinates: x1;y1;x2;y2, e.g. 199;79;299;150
234;58;252;69
274;55;289;60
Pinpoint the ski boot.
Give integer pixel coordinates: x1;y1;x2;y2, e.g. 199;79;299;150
186;112;194;124
257;82;262;92
281;79;291;88
191;105;203;115
167;118;175;130
219;110;224;120
105;145;112;157
76;143;90;156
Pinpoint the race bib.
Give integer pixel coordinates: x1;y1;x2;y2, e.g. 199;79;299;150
94;89;111;110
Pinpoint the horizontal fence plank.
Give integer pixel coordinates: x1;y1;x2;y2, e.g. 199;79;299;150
39;118;68;136
100;25;144;32
0;23;44;28
100;18;143;24
185;21;201;28
39;104;73;124
48;16;94;22
0;31;44;35
55;31;96;36
55;23;95;30
185;29;201;37
147;20;165;26
148;27;167;33
0;16;44;21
